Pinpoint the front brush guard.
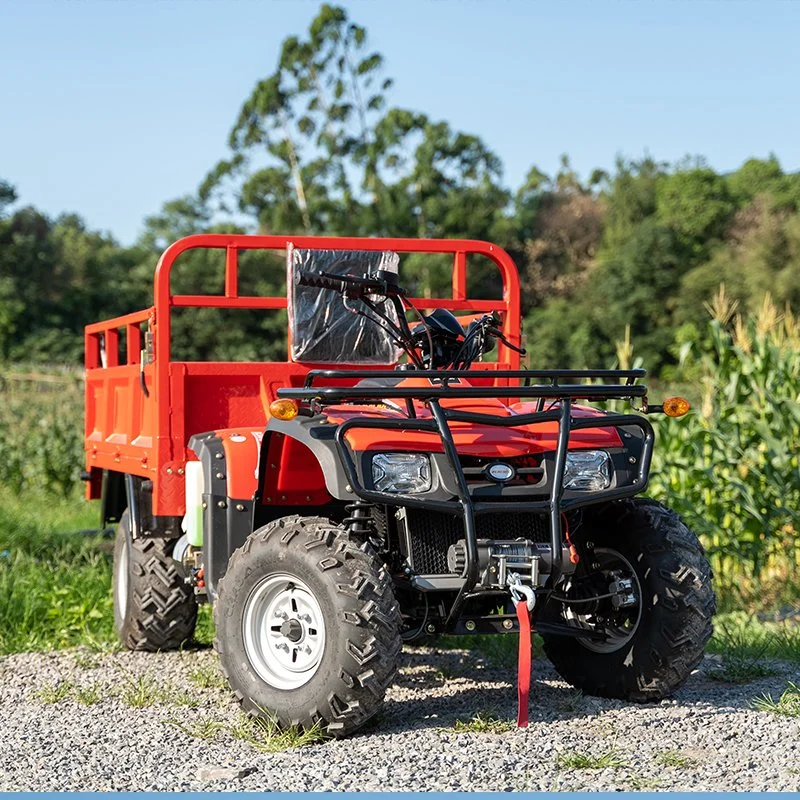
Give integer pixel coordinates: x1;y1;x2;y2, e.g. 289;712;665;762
279;371;655;631
332;401;653;630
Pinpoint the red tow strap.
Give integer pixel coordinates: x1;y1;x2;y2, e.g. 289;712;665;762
515;600;532;727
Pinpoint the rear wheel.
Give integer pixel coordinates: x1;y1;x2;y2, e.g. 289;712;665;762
214;515;401;738
113;510;198;651
540;498;715;700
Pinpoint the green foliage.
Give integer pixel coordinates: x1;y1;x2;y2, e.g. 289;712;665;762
227;711;328;752
452;709;514;734
0;487;115;655
36;680;75;704
590;218;685;370
655;751;697;768
707;612;800;664
751;682;800;718
655;163;734;258
188;664;228;690
0;374;84;496
649;293;800;604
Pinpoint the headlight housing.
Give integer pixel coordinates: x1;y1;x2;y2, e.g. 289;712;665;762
564;450;611;491
371;453;431;493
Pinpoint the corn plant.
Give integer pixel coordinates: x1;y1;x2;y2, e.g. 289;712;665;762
649;289;800;605
0;370;84;497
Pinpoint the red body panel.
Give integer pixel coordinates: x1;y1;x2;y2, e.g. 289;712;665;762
211;427;329;504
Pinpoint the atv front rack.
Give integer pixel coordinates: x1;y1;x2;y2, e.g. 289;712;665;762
278;368;655;630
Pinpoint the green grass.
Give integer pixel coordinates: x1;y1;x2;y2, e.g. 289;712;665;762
73;682;104;706
166;718;224;741
72;651;102;670
706;612;800;684
36;680;75;704
0;485;217;656
655;750;697;768
751;682;800;718
0;487;115;655
227;712;328;752
188;664;228;690
453;709;514;734
166;711;327;752
555;748;628;770
115;667;199;709
36;679;105;706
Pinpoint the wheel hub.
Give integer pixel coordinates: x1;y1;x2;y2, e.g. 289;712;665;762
242;574;326;690
280;618;304;643
565;547;643;654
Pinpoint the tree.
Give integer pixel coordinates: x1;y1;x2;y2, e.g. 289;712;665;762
201;4;392;236
599;156;665;258
654;163;734;262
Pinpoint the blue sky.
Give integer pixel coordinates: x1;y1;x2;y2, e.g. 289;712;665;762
2;0;799;244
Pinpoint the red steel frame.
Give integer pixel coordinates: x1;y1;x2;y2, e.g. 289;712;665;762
84;234;522;515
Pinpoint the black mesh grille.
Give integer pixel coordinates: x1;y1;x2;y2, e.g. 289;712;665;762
406;509;552;574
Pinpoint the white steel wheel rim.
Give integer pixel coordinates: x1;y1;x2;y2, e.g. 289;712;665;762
116;539;129;619
242;573;326;690
568;547;643;654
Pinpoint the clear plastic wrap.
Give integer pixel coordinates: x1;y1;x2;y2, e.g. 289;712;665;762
288;246;402;364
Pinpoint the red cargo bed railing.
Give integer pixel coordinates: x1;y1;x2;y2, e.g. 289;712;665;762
85;234;522;515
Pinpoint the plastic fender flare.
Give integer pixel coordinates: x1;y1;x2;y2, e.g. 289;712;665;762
264;417;352;501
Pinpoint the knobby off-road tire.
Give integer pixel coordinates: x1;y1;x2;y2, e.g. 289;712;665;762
113;510;198;651
214;515;402;738
541;498;715;701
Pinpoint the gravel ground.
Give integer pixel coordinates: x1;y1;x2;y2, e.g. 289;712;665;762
0;644;798;792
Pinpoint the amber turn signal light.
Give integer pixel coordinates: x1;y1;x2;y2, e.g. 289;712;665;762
269;399;299;420
663;396;690;417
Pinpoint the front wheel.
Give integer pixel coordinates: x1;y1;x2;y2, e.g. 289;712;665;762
214;515;401;737
540;498;715;700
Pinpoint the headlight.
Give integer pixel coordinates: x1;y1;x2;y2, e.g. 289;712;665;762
564;450;611;490
371;453;431;493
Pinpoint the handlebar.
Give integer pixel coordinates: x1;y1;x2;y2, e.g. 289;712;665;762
297;269;406;300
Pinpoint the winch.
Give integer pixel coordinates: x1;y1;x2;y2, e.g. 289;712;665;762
446;538;577;589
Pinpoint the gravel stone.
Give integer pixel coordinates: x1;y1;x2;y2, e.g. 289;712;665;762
0;646;797;791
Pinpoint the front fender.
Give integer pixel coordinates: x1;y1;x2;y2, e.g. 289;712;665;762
263;417;352;501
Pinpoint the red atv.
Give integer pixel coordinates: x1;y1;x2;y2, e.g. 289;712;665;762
84;235;715;737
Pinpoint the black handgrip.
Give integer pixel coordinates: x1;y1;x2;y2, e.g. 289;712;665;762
297;271;349;293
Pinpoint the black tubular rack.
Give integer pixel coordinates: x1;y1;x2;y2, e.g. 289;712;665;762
278;369;655;629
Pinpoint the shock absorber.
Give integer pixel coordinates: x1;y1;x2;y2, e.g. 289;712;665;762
344;501;376;539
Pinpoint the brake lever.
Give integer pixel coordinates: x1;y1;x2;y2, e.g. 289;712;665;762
489;327;527;355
